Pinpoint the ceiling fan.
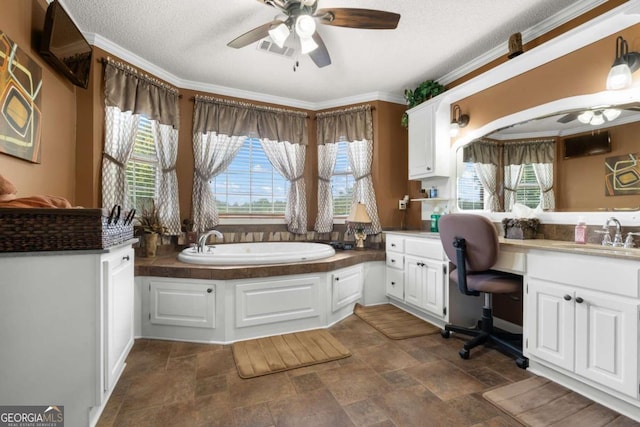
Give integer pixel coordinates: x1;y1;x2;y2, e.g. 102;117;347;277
227;0;401;68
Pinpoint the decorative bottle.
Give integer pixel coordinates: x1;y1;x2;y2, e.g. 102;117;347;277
574;216;587;244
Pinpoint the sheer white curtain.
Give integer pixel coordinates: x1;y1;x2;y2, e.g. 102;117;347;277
532;163;555;210
260;139;307;234
192;132;245;233
102;106;139;209
315;142;339;233
503;164;523;211
348;139;381;234
153;121;181;234
473;163;500;211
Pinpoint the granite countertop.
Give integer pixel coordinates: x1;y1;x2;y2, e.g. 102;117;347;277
135;248;385;280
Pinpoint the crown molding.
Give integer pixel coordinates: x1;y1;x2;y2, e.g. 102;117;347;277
86;33;404;110
438;0;608;86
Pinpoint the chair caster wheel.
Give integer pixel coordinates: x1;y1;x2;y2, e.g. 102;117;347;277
440;330;450;339
459;349;470;359
516;357;529;369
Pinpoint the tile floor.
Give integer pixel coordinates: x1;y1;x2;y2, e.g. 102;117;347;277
97;315;635;427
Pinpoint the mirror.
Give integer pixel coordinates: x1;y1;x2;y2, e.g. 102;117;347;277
456;99;640;213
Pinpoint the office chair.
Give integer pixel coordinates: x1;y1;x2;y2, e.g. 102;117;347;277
438;213;528;369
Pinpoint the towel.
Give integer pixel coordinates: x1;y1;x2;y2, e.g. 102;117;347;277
0;174;73;208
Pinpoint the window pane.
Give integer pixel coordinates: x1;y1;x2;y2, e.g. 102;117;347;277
210;138;290;215
331;141;355;217
516;164;541;208
126;116;157;212
457;163;484;210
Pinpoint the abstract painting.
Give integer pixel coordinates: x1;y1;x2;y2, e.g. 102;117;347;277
605;153;640;196
0;31;43;163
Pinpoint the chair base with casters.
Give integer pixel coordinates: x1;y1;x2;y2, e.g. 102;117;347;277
440;294;529;369
438;213;529;370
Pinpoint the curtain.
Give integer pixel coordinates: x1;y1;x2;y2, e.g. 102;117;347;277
192;96;308;233
315;143;338;233
316;105;380;234
102;59;181;233
153;121;181;234
192;132;245;233
348;139;381;234
260;139;307;234
502;139;555;165
463;138;501;165
102;107;139;209
473;163;500;211
532;163;555;210
503;164;523;212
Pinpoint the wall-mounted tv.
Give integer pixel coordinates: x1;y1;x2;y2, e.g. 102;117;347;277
39;0;92;89
563;131;611;159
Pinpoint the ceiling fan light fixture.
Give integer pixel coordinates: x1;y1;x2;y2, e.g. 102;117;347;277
295;15;316;38
577;110;594;124
603;108;621;121
606;36;640;90
590;111;605;126
299;35;318;54
268;22;290;48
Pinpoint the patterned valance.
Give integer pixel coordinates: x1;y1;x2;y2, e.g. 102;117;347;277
316;105;373;145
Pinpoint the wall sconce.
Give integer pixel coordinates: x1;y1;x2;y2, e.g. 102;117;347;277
450;104;469;137
606;36;640;90
346;202;372;250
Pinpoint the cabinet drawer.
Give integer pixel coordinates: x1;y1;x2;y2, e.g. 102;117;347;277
386;252;403;270
386;268;404;299
405;238;444;259
386;234;404;252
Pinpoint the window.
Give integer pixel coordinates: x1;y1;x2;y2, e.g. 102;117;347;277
126;116;157;212
210;138;289;215
457;163;484;210
331;141;355;216
515;164;541;208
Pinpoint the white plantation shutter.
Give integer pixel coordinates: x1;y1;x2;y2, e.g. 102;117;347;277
331;141;355;216
125;116;157;212
515;164;542;208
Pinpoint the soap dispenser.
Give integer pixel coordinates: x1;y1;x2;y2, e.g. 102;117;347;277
575;216;587;244
430;207;442;232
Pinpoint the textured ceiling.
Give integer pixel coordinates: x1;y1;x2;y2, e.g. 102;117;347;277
62;0;587;107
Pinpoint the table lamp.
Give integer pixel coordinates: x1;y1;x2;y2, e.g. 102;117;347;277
347;202;372;249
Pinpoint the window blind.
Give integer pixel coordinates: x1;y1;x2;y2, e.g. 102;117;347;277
126;116;157;211
331;141;355;216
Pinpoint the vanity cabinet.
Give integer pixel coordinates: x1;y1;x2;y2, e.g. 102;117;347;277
0;243;135;427
331;264;364;312
407;98;449;179
525;251;640;399
385;232;447;321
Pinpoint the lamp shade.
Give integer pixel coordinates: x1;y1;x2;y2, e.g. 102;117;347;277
347;202;372;224
268;23;290;48
607;62;633;90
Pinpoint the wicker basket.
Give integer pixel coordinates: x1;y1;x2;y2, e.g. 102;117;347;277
0;206;134;252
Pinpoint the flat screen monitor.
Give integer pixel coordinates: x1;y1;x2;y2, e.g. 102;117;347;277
39;0;92;89
563;131;611;159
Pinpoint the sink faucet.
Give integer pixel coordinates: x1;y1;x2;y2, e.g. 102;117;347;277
197;230;223;252
602;217;623;247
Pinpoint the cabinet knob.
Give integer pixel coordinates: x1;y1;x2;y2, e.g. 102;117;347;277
207;288;213;293
391;281;396;286
575;296;584;304
335;277;339;281
426;167;432;171
563;294;572;301
123;255;130;261
391;243;396;247
391;259;395;263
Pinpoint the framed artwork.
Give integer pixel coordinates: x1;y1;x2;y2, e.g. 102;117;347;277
605;153;640;196
0;30;43;163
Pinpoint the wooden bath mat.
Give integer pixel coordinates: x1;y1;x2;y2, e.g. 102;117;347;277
483;377;635;426
231;329;351;379
353;303;440;340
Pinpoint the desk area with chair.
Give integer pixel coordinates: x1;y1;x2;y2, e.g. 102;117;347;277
384;217;640;420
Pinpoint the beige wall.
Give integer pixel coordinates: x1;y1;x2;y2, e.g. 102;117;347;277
0;0;77;203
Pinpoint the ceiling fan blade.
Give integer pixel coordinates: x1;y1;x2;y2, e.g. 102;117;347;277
227;20;281;49
256;0;286;9
557;112;579;123
315;8;400;29
309;32;331;68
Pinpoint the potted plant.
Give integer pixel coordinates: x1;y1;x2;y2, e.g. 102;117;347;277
137;201;166;257
401;79;446;127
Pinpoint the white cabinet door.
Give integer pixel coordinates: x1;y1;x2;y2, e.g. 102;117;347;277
404;255;424;308
575;289;639;398
150;280;216;328
104;248;135;393
525;279;575;372
331;265;363;312
385;267;404;300
422;258;445;317
408;101;436;180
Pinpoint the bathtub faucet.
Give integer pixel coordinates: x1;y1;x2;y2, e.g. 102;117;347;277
197;230;223;252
